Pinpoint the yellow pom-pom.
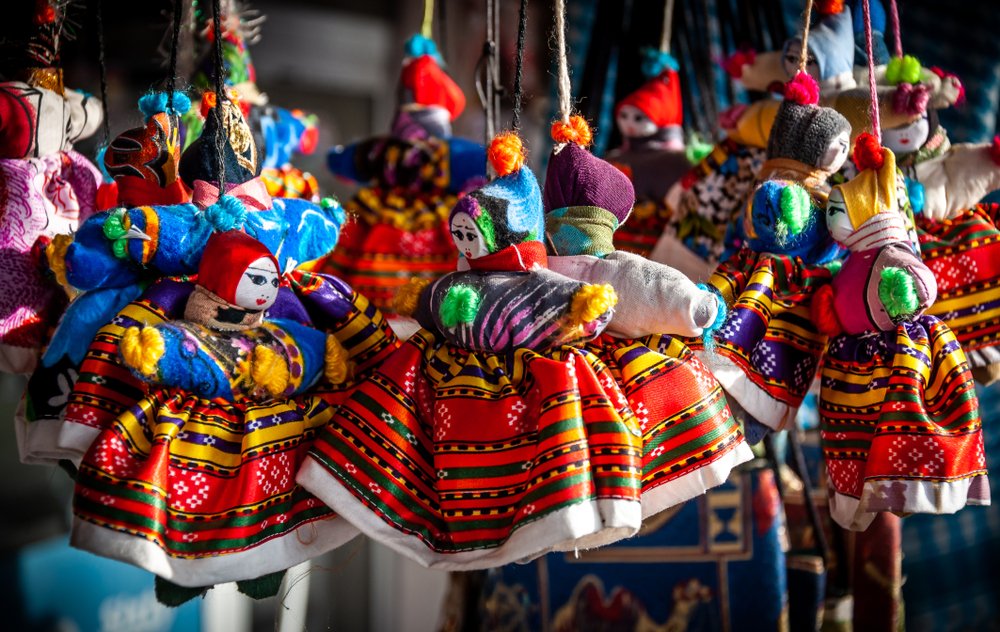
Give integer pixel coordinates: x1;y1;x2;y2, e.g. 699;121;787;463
568;284;618;326
392;278;432;316
550;115;593;147
120;326;165;378
487;132;526;177
250;346;290;398
324;336;354;384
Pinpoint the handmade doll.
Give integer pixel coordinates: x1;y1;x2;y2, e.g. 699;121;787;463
605;50;692;258
543;118;752;515
71;231;361;597
317;35;487;314
298;132;669;568
816;136;988;530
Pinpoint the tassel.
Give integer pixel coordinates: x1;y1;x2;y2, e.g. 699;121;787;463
569;284;617;326
250;346;290;398
120;326;165;378
324;336;353;384
393;278;432;317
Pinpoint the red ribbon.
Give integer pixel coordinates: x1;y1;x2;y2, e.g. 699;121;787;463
465;241;548;272
192;177;273;211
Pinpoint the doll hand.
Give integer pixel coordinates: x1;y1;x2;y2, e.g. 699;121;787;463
879;266;921;320
567;284;618;329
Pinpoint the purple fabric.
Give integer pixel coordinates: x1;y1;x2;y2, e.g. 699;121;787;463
543;144;635;222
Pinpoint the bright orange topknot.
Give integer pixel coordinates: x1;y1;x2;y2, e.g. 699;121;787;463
488;132;526;177
550;114;593;147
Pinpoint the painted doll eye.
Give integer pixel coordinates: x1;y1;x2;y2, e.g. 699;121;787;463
271;277;280;288
452;230;465;242
247;273;267;286
465;232;476;241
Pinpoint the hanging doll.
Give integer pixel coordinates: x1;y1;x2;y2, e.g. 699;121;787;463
816;135;988;530
296;132;674;567
0;1;105;373
71;230;361;594
543;117;752;515
317;35;487;314
605;50;693;258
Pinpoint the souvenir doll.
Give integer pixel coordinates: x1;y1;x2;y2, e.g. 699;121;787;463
816;135;988;530
317;35;487;314
297;132;674;567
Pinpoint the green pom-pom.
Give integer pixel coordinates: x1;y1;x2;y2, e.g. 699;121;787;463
886;55;922;85
236;570;286;599
685;136;714;165
879;266;920;319
779;185;811;235
439;284;481;328
102;208;128;240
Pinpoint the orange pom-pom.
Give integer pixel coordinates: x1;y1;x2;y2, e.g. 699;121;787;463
817;0;844;15
200;91;217;118
852;132;885;171
550;114;593;147
811;284;843;337
487;132;526;177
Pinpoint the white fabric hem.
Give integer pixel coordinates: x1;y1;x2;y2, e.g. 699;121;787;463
697;352;797;430
641;440;755;519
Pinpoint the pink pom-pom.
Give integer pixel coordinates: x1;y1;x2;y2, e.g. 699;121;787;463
892;83;930;116
989;136;1000;167
722;49;756;79
783;72;819;106
853;132;885;172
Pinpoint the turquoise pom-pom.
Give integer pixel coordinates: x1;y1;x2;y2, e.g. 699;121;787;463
697;283;727;352
906;178;926;215
205;194;248;232
640;47;680;79
320;196;347;227
404;33;444;65
138;91;192;120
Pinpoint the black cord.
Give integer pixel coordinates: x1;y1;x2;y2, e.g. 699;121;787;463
166;0;184;111
95;0;111;148
511;0;528;131
211;0;227;193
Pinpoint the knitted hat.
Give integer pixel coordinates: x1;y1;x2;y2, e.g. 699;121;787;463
767;74;850;166
831;137;897;228
399;55;465;121
784;7;854;81
615;69;683;129
449;133;543;254
544;116;635;224
197;230;279;306
179;93;261;188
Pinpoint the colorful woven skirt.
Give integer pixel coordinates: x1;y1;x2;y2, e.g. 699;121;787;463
820;315;989;531
691;249;833;431
317;186;458;313
580;334;753;517
918;204;1000;383
299;329;654;569
71;390;358;586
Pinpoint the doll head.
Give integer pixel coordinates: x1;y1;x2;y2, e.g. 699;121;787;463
192;21;266;107
448;132;543;262
767;73;852;172
184;230;280;330
744;179;832;259
826;134;900;249
882;112;930;158
782;7;855;86
179;91;261;189
615;50;683;149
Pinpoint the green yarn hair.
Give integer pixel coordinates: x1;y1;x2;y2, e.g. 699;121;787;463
440;284;481;327
773;184;811;246
879;266;920;319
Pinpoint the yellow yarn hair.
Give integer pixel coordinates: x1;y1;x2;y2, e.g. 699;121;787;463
47;234;77;298
120;326;165;378
833;148;897;229
324;336;353;384
568;284;618;326
251;346;290;398
392;278;432;316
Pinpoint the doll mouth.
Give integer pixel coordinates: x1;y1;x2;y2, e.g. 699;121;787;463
900;138;909;144
256;298;267;305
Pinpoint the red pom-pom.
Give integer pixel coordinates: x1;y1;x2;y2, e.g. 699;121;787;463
722;49;756;79
811;284;843;337
488;132;526;177
852;133;885;171
783;72;819;106
816;0;845;15
200;91;217;118
550;115;593;147
989;136;1000;167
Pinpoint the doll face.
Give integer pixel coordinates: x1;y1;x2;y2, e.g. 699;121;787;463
818;131;851;172
783;42;820;82
616;105;658;139
882;116;930;157
234;256;280;311
825;189;854;244
450;212;489;259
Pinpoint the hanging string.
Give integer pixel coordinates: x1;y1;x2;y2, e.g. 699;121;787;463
475;0;499;142
211;0;228;192
421;0;435;40
95;0;111;149
659;0;675;54
887;0;903;58
553;0;571;124
797;0;815;74
511;0;528;130
166;0;184;112
861;0;881;142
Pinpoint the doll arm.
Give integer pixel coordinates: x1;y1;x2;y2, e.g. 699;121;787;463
915;143;1000;221
875;245;938;324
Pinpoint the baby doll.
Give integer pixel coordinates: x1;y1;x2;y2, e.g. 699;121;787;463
299;132;669;568
71;230;360;598
815;136;988;530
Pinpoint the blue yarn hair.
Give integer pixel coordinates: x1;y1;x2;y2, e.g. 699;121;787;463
906;178;925;215
697;283;727;353
640;47;680;79
94;145;113;183
205;195;248;232
138;91;192;120
404;33;444;65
